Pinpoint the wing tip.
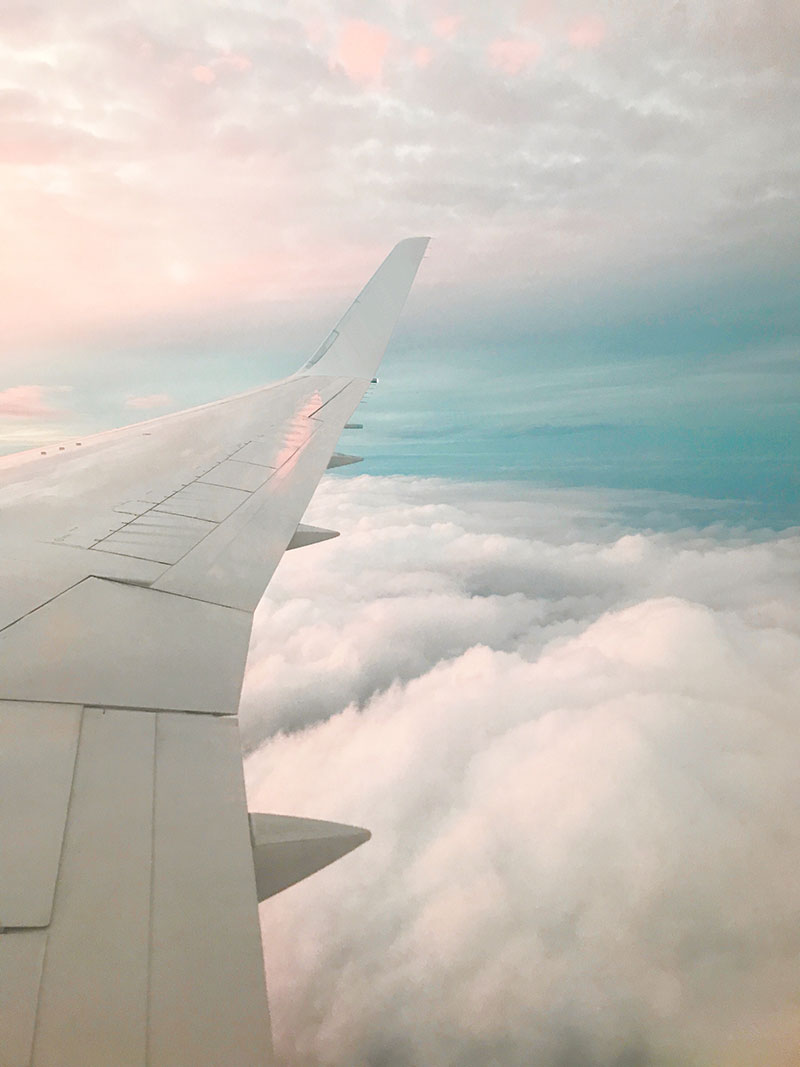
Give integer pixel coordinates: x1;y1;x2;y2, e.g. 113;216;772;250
297;236;430;378
394;235;431;255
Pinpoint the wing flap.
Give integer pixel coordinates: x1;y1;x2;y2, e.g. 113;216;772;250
0;929;46;1067
0;702;82;928
0;706;272;1066
31;708;154;1066
148;713;271;1067
0;579;251;713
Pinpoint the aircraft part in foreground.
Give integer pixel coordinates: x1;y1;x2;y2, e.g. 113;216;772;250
0;238;429;1065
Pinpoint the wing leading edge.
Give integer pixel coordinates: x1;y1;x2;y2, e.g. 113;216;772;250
0;238;429;1065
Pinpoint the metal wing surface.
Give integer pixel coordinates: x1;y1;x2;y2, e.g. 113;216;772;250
0;237;429;1065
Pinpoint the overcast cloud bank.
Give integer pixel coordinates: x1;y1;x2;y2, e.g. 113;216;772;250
1;0;797;345
243;475;800;1066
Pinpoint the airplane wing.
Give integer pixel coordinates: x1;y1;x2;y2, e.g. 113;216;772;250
0;237;429;1066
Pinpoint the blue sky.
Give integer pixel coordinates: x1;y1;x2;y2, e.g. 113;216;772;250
362;263;800;523
5;256;797;526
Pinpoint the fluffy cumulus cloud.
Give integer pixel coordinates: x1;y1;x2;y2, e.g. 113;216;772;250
0;0;796;344
242;475;800;1066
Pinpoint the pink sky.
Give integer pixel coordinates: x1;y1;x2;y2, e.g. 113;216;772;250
0;0;795;353
567;14;606;49
0;384;60;416
331;20;392;84
487;37;542;74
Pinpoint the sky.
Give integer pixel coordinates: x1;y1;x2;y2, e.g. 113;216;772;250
1;0;798;519
1;1;799;1064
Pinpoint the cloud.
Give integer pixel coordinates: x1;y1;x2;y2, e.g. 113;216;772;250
567;14;606;49
413;45;434;69
330;20;392;85
487;37;542;74
191;64;216;85
0;0;795;345
243;474;800;1066
432;15;463;40
0;384;61;417
124;392;172;410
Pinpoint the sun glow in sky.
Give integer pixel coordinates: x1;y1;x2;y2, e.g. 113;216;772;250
2;2;800;1065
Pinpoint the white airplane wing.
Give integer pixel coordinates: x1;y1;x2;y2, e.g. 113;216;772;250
0;237;429;1066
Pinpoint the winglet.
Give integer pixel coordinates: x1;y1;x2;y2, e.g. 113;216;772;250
299;237;429;380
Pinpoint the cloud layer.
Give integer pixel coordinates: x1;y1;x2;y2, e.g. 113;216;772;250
1;0;797;343
243;474;800;1066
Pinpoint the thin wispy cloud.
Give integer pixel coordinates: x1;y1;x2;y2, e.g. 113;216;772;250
0;384;62;417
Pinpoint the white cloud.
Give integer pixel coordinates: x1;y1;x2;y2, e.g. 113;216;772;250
243;474;800;1066
0;0;796;342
